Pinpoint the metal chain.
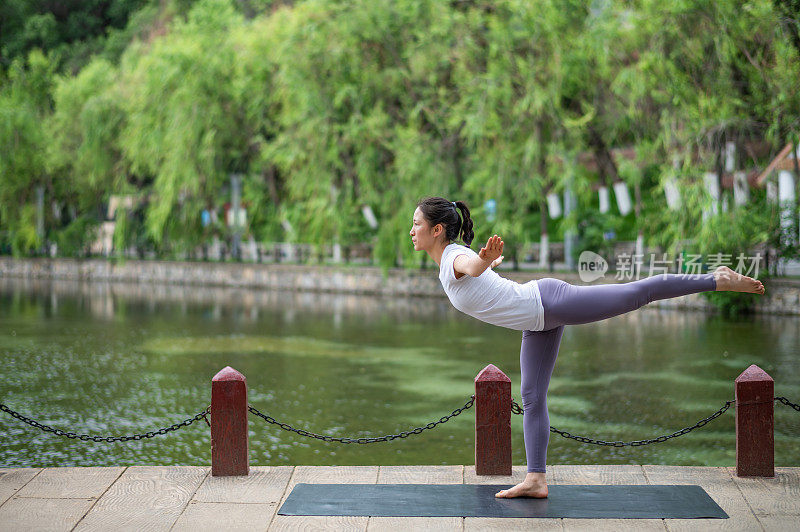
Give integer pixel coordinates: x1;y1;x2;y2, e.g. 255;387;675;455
776;396;800;411
512;398;735;447
0;403;211;442
247;395;475;444
2;393;796;446
512;396;798;446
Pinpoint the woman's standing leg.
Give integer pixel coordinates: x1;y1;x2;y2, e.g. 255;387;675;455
495;325;563;499
520;326;564;472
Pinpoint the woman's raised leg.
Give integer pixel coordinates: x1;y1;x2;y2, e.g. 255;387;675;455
538;273;718;329
539;266;763;329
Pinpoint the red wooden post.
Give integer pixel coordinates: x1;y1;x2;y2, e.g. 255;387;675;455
735;364;774;478
474;364;512;476
211;366;249;476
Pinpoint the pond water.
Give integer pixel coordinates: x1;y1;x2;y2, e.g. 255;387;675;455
1;277;798;469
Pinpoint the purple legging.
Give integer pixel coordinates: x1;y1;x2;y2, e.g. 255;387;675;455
520;273;717;473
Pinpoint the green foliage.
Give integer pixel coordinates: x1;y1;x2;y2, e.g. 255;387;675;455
642;172;775;315
575;209;625;266
1;0;798;287
54;214;100;257
0;50;56;256
118;0;246;246
691;205;774;316
0;0;151;73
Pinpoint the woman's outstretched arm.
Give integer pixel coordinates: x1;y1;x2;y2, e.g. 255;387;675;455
453;235;504;277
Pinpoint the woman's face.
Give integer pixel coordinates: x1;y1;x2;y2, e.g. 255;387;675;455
410;207;443;252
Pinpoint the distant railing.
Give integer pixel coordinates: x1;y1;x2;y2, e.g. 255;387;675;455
50;239;652;267
49;238;790;276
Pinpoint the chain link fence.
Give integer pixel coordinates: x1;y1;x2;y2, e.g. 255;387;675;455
1;395;798;446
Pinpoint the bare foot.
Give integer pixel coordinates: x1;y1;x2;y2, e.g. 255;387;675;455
713;266;765;294
495;473;548;498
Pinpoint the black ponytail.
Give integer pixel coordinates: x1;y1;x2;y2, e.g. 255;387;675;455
453;201;474;247
416;196;475;247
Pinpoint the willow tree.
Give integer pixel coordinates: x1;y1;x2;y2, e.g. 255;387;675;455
555;2;646;265
0;50;55;256
618;1;796;250
609;0;797;312
5;0;797;278
449;0;582;268
255;0;467;267
46;57;139;256
118;0;248;255
227;15;285;247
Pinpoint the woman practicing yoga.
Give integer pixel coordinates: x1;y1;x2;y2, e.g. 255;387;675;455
410;196;765;499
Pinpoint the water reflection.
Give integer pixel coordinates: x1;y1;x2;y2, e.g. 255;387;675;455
2;277;458;325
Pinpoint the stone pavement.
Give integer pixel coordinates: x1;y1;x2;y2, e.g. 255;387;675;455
1;464;798;531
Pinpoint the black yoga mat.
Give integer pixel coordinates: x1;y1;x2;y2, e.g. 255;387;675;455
278;483;728;519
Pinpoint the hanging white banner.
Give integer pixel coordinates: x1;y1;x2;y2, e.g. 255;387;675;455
704;172;720;215
362;205;378;229
663;178;681;210
725;141;736;173
767;181;778;204
733;171;749;206
546;193;562;219
598;186;609;213
778;170;796;204
612;181;632;215
779;170;797;246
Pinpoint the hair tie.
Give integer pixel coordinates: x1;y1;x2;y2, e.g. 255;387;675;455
452;201;458;210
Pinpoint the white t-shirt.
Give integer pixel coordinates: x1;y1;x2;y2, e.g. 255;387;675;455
438;243;545;331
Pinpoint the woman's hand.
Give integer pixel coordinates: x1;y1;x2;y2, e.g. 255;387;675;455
479;235;504;264
490;255;504;269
